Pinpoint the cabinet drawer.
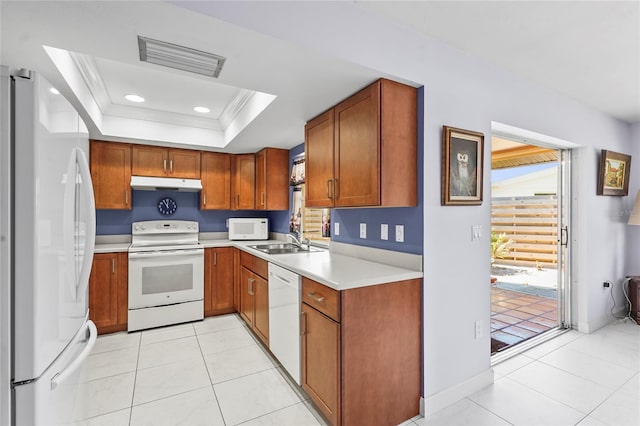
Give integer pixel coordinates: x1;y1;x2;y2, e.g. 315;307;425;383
240;251;268;279
302;277;340;322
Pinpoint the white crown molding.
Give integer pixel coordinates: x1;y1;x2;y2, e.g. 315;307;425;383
219;89;255;129
70;52;110;113
105;104;223;130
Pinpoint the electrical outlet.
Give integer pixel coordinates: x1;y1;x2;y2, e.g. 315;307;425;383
395;225;404;242
360;223;367;239
381;224;388;240
334;222;340;236
474;320;483;339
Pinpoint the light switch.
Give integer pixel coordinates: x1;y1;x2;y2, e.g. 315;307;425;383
334;222;340;236
381;224;388;240
395;225;404;242
472;225;482;241
360;223;367;239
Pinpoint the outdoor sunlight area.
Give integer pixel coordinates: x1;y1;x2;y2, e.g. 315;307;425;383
490;139;561;354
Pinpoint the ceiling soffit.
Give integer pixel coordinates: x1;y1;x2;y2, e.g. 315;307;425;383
68;51;260;132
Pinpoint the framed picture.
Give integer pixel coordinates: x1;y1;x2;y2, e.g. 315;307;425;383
597;149;632;196
442;125;484;205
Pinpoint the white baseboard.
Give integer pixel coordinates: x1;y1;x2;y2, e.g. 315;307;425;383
422;369;494;417
578;307;628;333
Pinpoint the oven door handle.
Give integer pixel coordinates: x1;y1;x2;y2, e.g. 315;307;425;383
129;249;203;258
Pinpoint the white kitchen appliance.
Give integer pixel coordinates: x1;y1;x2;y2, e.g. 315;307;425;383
268;263;302;385
0;67;97;425
128;220;204;331
228;217;269;240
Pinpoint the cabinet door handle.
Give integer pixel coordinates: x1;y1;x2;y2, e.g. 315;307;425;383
203;193;206;206
125;191;128;205
248;278;255;295
111;258;115;274
300;312;306;336
163;159;167;173
334;178;339;200
261;191;265;206
327;180;333;199
307;292;325;303
213;252;217;266
170;160;173;173
236;194;240;208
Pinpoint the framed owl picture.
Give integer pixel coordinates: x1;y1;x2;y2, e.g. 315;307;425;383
442;125;484;205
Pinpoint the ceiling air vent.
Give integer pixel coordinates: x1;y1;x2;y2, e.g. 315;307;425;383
138;36;226;78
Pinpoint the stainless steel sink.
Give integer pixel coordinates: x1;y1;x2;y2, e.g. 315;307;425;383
248;243;321;255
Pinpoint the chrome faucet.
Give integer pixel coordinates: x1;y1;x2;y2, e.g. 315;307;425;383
287;232;309;249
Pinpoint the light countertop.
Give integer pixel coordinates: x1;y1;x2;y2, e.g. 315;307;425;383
94;242;131;253
95;237;423;290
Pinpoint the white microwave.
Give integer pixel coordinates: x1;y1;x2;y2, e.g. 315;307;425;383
228;218;269;240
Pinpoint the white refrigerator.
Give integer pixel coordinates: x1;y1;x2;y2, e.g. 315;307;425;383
0;67;97;425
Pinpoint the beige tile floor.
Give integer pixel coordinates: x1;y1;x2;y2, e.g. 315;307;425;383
84;314;640;426
83;314;325;425
404;320;640;426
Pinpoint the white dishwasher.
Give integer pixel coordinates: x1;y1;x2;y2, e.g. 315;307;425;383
268;262;301;385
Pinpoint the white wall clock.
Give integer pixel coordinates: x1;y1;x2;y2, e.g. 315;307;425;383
158;197;177;216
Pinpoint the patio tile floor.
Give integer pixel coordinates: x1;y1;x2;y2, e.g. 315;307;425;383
491;286;557;354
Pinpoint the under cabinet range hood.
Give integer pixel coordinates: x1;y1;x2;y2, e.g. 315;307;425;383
130;176;202;192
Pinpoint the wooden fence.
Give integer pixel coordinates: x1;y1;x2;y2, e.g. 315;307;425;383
491;196;559;268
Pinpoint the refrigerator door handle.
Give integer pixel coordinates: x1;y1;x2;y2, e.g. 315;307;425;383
75;148;96;300
50;320;97;390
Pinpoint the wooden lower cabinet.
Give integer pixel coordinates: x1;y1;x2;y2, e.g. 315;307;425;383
89;252;128;334
301;277;422;426
239;266;255;326
239;252;269;346
204;247;235;317
301;302;340;425
252;273;269;344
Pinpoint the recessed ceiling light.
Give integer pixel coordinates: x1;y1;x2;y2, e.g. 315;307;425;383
49;87;60;95
193;106;210;114
125;94;145;103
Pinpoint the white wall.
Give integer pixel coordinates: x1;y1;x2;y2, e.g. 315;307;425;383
186;1;637;412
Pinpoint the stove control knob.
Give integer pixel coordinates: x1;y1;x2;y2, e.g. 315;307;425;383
134;225;139;231
141;225;146;230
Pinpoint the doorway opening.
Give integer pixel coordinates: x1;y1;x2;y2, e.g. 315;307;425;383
490;135;571;355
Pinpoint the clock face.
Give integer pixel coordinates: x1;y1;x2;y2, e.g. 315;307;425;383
158;197;177;216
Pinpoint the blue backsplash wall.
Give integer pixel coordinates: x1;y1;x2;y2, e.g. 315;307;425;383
97;87;423;254
96;191;269;235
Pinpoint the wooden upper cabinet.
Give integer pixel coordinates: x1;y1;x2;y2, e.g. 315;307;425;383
90;140;132;210
231;154;255;210
255;147;289;211
201;152;231;210
334;82;380;207
132;145;201;178
168;148;201;178
305;79;417;208
132;145;166;177
305;110;335;208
